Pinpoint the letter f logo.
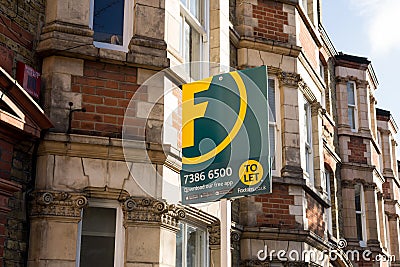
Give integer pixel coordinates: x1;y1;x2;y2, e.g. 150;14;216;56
182;77;212;148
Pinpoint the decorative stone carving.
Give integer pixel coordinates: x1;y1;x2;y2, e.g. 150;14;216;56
122;197;186;229
363;183;377;191
207;222;221;246
387;213;399;221
231;229;241;242
30;191;88;218
279;71;300;87
341;180;354;189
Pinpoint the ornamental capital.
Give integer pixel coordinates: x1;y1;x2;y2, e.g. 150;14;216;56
122;197;185;229
30;191;88;219
278;71;300;87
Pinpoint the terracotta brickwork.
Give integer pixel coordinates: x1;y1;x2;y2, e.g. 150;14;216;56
0;0;45;73
253;0;289;42
71;61;143;138
255;184;297;228
299;19;318;70
348;136;367;164
306;193;325;237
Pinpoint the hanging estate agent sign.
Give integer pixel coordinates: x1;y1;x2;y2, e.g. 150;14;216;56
180;66;272;204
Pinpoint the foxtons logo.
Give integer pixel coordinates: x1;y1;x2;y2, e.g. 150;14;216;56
181;72;247;165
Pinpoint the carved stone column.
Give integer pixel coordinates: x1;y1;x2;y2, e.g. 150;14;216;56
27;191;88;267
122;197;185;267
278;72;303;178
341;180;359;247
387;214;400;262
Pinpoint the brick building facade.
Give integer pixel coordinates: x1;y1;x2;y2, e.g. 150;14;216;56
0;0;399;266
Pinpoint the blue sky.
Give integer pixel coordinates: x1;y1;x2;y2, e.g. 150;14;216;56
322;0;400;158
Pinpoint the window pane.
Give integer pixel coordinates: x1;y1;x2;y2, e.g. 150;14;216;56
305;147;310;173
190;28;201;80
347;82;355;105
176;224;183;267
82;207;116;235
348;107;355;129
355;184;361;211
186;225;204;267
80;236;115;267
189;0;200;20
268;79;276;122
356;213;363;241
93;0;124;45
80;207;116;267
269;125;276;170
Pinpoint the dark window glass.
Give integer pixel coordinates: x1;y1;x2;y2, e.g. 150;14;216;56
80;207;116;267
93;0;124;45
176;224;183;267
356;213;363;241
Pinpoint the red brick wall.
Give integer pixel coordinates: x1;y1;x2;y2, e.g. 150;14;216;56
0;140;13;180
306;193;325;237
253;0;289;43
71;61;144;138
255;184;297;228
299;19;318;70
348;136;367;164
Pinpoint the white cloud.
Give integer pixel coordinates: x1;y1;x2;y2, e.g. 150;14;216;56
349;0;400;56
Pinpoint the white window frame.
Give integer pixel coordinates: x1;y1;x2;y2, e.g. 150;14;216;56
176;221;209;267
89;0;134;52
347;81;358;132
179;0;209;80
355;184;367;247
76;199;125;267
303;98;314;184
301;0;308;14
268;77;281;176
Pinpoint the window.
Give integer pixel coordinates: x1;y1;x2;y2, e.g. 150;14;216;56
385;214;390;252
89;0;133;52
176;222;207;267
347;81;357;131
319;59;325;80
301;0;308;14
355;184;367;247
180;0;208;80
77;200;124;267
325;171;333;236
268;78;277;171
303;99;313;179
377;131;383;172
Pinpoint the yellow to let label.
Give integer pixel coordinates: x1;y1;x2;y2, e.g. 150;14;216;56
239;160;263;186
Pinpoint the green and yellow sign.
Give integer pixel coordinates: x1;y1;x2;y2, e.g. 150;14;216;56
181;66;271;204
